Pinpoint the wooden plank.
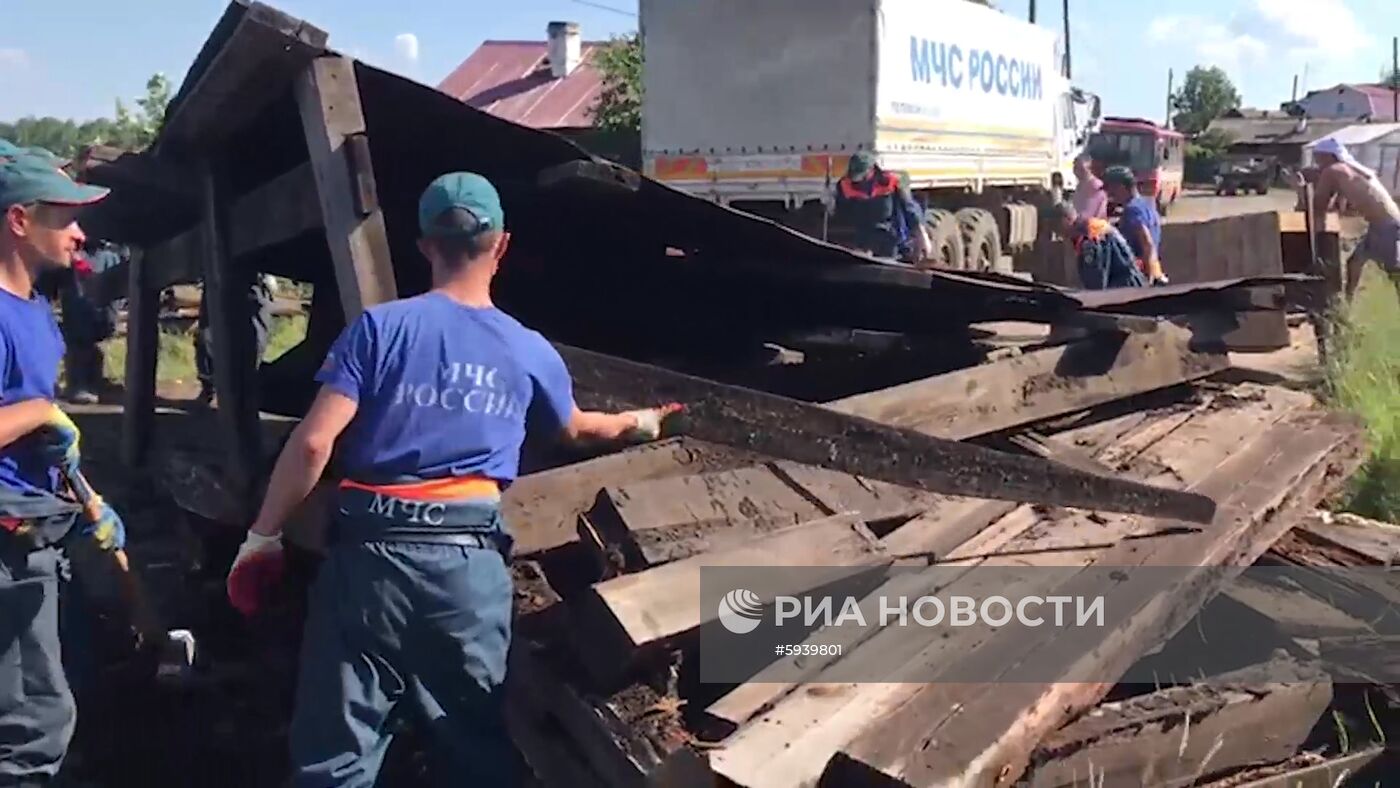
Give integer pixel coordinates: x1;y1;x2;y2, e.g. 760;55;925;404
825;412;1362;788
1025;659;1332;788
1221;574;1374;639
826;324;1226;440
506;646;651;788
1317;635;1400;684
585;462;935;571
576;515;888;679
226;162;322;257
702;391;1290;743
161;1;328;151
1296;512;1400;566
506;437;765;558
706;387;1324;787
120;248;158;468
1203;747;1385;788
562;344;1218;524
198;161;263;490
1159;213;1289;351
295;56;396;320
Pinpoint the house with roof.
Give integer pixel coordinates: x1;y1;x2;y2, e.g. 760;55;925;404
437;21;638;165
1207;111;1357;172
1290;83;1400;122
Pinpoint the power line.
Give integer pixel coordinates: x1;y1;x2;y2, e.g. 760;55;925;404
569;0;637;18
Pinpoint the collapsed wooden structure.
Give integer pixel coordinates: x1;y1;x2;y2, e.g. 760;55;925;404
72;2;1394;786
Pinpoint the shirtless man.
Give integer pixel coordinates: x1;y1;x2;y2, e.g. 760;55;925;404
1304;137;1400;301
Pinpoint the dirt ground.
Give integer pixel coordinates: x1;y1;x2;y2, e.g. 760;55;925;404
1166;188;1299;224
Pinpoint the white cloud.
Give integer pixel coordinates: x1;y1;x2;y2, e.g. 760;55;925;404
0;48;30;71
1148;0;1370;71
393;33;420;64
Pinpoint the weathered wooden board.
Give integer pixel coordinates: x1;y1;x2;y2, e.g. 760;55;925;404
575;515;888;681
823;413;1361;788
1160;212;1289;351
707;389;1358;788
1200;747;1386;788
826;324;1226;440
562;344;1218;524
583;461;936;571
295;55;397;321
1025;659;1332;788
1221;573;1374;639
506;438;765;558
160;1;328;151
120;249;159;467
1317;635;1400;684
706;389;1304;740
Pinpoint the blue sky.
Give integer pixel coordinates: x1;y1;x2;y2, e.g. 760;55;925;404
2;0;1396;125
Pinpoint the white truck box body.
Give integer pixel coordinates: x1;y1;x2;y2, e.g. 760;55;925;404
641;0;1073;205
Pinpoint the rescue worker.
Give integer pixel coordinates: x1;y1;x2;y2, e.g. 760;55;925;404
195;273;276;406
1103;166;1169;285
0;150;127;783
834;151;927;262
1071;155;1107;220
59;241;120;405
1302;137;1400;302
225;172;678;786
1055;201;1147;290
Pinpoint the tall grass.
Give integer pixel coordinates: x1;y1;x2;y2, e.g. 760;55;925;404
1325;269;1400;521
100;314;308;388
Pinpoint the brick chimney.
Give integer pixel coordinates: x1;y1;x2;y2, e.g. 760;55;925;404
547;21;581;79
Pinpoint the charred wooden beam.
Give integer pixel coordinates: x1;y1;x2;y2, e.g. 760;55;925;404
296;55;396;320
160;0;328;153
558;344;1218;523
827;324;1227;441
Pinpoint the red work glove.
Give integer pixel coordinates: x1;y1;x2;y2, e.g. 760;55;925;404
226;531;285;617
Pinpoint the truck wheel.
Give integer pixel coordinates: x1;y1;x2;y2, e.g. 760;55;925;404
1257;183;1270;195
956;208;1003;272
922;209;964;270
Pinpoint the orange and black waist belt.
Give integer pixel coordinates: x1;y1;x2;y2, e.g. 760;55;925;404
334;476;509;550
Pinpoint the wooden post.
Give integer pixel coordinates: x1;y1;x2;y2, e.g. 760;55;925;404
295;55;396;320
199;160;264;493
120;248;159;467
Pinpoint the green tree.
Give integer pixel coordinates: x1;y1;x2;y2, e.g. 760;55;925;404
1170;66;1242;135
589;33;642;134
0;72;171;157
1185;127;1235;182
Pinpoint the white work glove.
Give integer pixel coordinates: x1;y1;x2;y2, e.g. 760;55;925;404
226;531;285;617
622;403;685;442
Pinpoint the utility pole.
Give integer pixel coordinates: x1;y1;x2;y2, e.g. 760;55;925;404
1029;0;1037;24
1166;69;1174;128
1062;0;1071;78
1291;74;1299;103
1393;36;1398;121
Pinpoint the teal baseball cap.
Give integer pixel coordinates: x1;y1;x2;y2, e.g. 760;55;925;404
23;146;69;167
847;151;876;179
418;172;504;238
0;154;109;210
1103;165;1137;189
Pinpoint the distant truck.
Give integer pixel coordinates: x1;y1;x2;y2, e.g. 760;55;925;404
639;0;1102;273
1214;155;1274;196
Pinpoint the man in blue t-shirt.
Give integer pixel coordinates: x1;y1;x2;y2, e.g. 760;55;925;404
0;149;123;782
1104;166;1169;286
227;172;676;786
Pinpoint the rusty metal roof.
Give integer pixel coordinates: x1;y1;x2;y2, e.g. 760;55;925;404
437;41;606;130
